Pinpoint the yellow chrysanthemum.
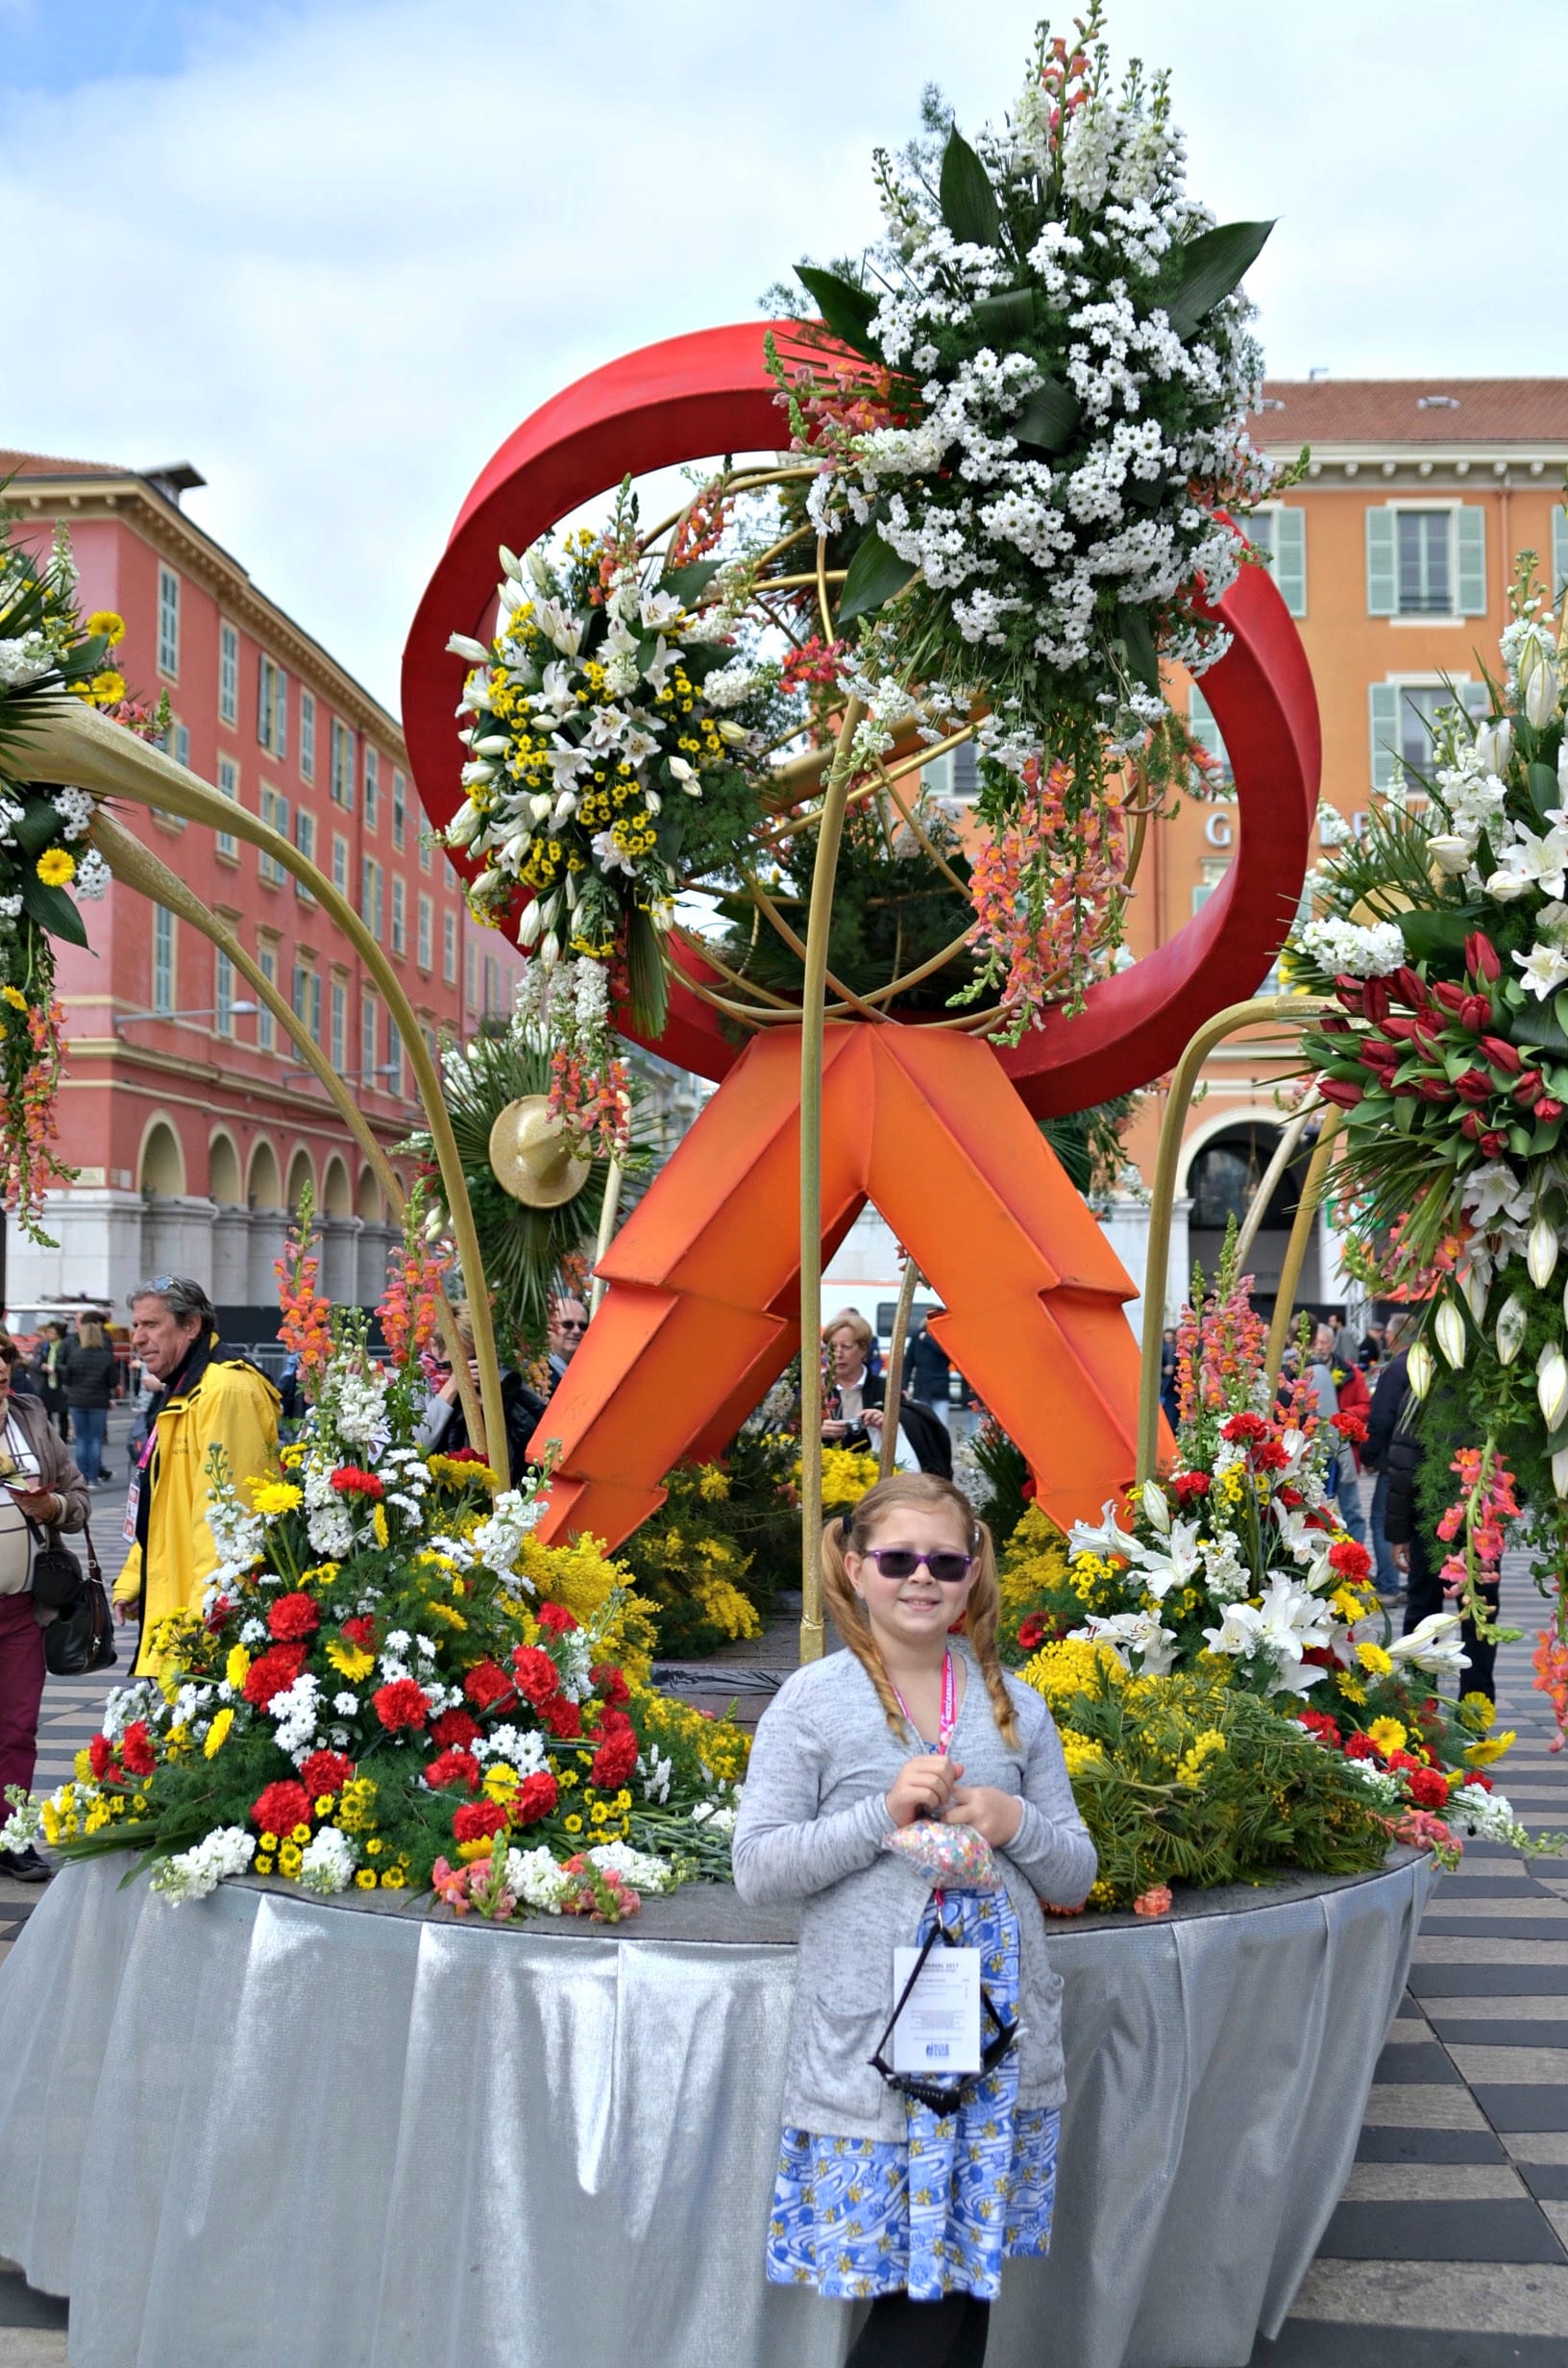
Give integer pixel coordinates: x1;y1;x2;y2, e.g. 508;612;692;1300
1463;1730;1515;1765
226;1643;251;1690
1356;1642;1393;1678
326;1639;375;1682
250;1480;302;1517
204;1708;234;1759
86;609;125;645
88;669;126;704
36;848;76;887
1366;1717;1408;1758
1458;1691;1497;1735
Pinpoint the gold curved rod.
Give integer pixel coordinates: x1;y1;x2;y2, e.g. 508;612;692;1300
639;462;816;546
1263;1115;1342;1388
744;875;889;1024
1136;992;1332;1484
878;1258;922;1481
86;812;489;1460
1234;1096;1319;1270
815;532;835;646
798;693;865;1659
25;700;506;1479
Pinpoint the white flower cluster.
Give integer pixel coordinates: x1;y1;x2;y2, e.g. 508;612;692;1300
639;1746;674;1805
1295;917;1408;979
502;1845;574;1912
1447;1782;1531;1848
472;1489;544;1590
807;66;1266;740
149;1825;257;1904
298;1825;356;1895
584;1839;673;1893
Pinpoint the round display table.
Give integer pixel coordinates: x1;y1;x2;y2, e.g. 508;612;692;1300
0;1849;1434;2368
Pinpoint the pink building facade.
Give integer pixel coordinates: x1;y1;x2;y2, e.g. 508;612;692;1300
2;452;523;1329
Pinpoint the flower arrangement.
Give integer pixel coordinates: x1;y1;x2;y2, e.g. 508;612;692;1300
771;5;1278;1019
1289;553;1568;1714
0;1217;746;1917
1000;1231;1559;1895
444;490;782;1043
616;1428;802;1658
0;522;138;1237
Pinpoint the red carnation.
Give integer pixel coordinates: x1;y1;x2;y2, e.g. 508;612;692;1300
1331;1411;1368;1444
512;1645;560;1706
251;1779;312;1835
1460;1769;1493;1792
1328;1539;1373;1583
423;1747;482;1793
242;1642;308;1708
1276;1485;1305;1510
591;1663;631;1709
1297;1710;1341;1746
463;1661;515;1714
341;1615;377;1650
1344;1731;1378;1762
430;1707;482;1750
330;1466;384;1500
591;1727;639;1790
1017;1614;1049;1651
540;1692;582;1739
512;1770;559;1826
1171;1470;1212;1506
88;1733;114;1780
537;1603;579;1635
452;1799;508;1844
267;1591;320;1642
205;1593;233;1632
1254;1441;1288;1472
373;1678;430;1733
1221;1413;1268;1443
1408;1766;1450;1810
443;1445;486;1466
119;1720;156;1779
299;1749;355;1797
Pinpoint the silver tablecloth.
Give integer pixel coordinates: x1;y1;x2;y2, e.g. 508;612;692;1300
0;1851;1433;2368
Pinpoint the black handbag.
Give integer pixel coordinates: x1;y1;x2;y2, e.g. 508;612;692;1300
34;1521;117;1676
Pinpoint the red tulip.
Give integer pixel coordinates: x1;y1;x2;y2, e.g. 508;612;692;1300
1482;1035;1523;1073
1455;1069;1495;1103
1465;931;1503;983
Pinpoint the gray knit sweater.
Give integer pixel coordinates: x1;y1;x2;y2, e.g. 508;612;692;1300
732;1643;1096;2140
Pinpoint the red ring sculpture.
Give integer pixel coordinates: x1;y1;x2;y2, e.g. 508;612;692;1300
403;321;1319;1116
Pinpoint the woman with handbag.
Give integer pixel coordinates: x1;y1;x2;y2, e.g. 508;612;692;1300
0;1328;91;1883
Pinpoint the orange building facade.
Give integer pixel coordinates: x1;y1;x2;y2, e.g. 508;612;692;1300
1;451;524;1331
1114;378;1568;1328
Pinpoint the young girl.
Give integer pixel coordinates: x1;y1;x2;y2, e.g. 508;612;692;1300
733;1472;1095;2368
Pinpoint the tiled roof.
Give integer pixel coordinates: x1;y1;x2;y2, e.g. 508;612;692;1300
0;448;126;480
1252;379;1568;445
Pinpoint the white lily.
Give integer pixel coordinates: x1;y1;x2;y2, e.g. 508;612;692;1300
1387;1612;1469;1680
1537;1342;1568;1428
526;550;551;592
446;632;491;664
1434;1298;1468;1370
1407;1340;1435;1398
1496;1295;1529;1364
639;587;685;633
1141;1478;1171;1534
1473;718;1513;775
1461;1267;1489;1323
1516;627;1562;728
1427;833;1475;876
535;599;583;659
1202;1602;1262;1659
1066;1500;1143;1566
1069;1612;1178;1676
1512;942;1568;1000
1529;1214;1561;1290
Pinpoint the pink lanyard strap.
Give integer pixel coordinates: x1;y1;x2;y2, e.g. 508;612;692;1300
891;1649;956;1756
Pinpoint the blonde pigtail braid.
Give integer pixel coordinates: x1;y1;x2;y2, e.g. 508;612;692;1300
818;1472;1020;1750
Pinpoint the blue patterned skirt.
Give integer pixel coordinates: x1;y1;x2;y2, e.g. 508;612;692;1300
765;1887;1059;2302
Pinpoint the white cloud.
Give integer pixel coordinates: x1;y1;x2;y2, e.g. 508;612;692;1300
4;0;1567;726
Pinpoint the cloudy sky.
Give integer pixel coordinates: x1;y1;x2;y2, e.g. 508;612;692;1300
5;0;1567;717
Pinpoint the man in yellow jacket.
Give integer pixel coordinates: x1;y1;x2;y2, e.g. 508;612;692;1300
112;1276;282;1676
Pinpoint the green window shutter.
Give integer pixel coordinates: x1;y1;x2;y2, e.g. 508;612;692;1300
1188;684;1229;774
1456;506;1486;614
1365;508;1396;616
1553;508;1568;603
1273;506;1307;616
1369;682;1401;790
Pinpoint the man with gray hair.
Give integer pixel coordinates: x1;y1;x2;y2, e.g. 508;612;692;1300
111;1276;281;1678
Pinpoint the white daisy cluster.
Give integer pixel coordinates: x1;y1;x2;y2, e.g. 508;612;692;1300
797;48;1269;765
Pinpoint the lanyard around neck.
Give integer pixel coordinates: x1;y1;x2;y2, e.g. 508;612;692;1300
890;1648;956;1756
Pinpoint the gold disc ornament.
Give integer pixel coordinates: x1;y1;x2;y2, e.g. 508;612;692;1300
487;1096;592;1209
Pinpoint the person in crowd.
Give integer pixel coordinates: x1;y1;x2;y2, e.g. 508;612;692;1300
1359;1325;1385;1373
32;1321;69;1439
1159;1327;1180;1429
418;1300;547;1489
1368;1322;1497;1698
1326;1327;1370;1548
546;1295;589;1394
824;1310;951;1479
110;1277;281;1676
1305;1322;1365;1547
901;1313;951;1413
734;1472;1095;2367
1362;1310;1409;1601
0;1328;90;1882
59;1314;117;1488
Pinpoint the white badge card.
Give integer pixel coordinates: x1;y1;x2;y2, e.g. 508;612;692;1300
891;1945;983;2075
122;1478;140;1546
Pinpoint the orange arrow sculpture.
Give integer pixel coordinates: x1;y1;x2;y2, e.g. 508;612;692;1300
529;1024;1146;1551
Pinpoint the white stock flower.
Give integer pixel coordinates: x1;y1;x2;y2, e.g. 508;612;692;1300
298;1826;356;1895
149;1826;256;1904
